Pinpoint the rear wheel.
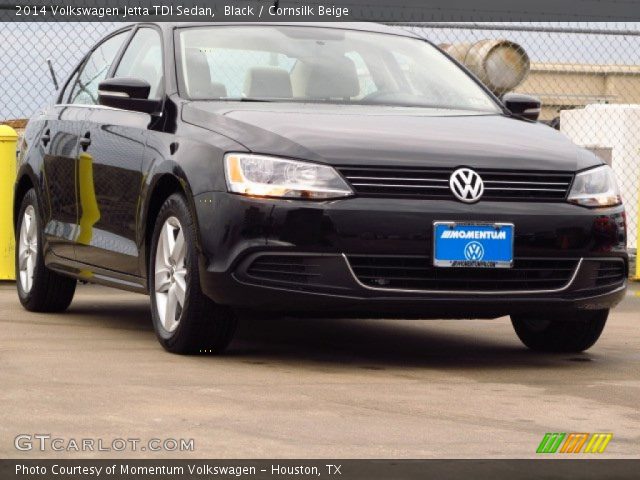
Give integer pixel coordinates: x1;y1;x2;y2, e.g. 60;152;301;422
511;310;608;352
149;193;237;354
16;189;76;312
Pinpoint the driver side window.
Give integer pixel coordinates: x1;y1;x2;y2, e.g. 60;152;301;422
114;28;164;100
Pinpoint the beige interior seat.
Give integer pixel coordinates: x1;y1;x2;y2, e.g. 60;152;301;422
292;56;359;99
184;48;227;98
243;66;292;99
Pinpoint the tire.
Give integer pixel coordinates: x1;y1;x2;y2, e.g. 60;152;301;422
15;189;76;312
511;309;609;353
149;193;237;354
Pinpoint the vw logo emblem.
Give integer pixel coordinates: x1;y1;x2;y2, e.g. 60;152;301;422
464;241;485;261
450;168;484;203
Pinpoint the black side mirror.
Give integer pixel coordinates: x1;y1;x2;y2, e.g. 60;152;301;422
502;93;541;121
98;77;162;114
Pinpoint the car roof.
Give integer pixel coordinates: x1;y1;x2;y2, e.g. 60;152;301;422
142;22;421;39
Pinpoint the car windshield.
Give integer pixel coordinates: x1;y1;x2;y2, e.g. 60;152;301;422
177;25;501;112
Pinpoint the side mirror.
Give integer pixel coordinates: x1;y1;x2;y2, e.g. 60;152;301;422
98;77;161;114
502;93;541;121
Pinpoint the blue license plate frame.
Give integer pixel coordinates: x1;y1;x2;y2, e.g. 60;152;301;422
433;222;514;268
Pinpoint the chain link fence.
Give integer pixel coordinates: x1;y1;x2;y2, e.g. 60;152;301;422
0;22;120;120
1;22;638;255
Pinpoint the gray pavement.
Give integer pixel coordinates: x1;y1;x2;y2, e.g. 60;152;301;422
1;281;639;459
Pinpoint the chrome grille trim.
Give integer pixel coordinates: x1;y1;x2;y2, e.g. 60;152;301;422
348;176;449;182
342;254;584;295
337;166;574;201
484;187;567;192
483;180;570;185
350;183;450;189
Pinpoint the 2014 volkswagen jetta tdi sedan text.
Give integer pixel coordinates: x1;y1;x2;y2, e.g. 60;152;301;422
15;23;628;354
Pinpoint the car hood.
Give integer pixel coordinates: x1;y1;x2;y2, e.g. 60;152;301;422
182;102;601;172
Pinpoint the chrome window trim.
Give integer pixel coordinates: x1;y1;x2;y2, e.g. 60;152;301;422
54;104;117;109
97;90;130;98
52;103;162;117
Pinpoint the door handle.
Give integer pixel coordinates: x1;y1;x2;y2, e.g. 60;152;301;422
41;130;50;147
79;132;91;150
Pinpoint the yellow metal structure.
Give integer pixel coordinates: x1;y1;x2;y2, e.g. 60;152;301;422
0;125;18;280
77;150;100;281
77;151;100;246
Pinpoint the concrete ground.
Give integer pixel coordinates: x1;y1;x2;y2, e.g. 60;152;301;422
0;281;638;459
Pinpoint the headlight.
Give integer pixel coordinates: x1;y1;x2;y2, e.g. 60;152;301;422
568;165;621;208
224;153;353;199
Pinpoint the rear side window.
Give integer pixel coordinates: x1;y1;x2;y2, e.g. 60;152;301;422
114;28;164;100
68;31;129;105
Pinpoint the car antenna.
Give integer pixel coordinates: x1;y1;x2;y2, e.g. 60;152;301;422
46;58;59;90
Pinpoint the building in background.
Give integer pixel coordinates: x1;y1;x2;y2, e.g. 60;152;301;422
519;62;640;121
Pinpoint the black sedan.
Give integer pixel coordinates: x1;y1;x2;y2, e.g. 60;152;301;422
15;22;627;354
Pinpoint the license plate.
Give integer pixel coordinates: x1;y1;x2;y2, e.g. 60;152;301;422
433;222;514;268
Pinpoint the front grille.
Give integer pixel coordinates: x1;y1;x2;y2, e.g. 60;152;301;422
337;166;574;202
347;255;579;291
593;260;626;287
246;255;321;284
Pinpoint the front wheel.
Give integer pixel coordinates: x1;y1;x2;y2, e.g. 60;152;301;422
149;193;237;354
511;310;608;353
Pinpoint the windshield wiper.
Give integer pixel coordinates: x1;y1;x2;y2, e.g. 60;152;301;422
238;97;277;102
235;98;330;103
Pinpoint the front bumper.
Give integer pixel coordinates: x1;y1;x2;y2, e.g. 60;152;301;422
193;192;628;318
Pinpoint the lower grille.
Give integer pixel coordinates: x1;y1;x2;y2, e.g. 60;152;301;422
593;260;626;287
246;255;321;284
346;255;579;292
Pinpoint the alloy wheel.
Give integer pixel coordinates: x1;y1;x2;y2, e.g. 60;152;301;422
18;205;38;294
154;216;187;333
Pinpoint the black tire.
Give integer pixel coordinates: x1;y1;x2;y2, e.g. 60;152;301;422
15;189;76;312
149;193;237;354
511;310;608;353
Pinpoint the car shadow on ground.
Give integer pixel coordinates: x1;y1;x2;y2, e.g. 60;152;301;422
60;294;614;370
63;301;153;332
229;316;603;370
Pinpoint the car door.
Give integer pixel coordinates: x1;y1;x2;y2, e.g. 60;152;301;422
73;26;164;276
40;103;87;261
41;30;130;261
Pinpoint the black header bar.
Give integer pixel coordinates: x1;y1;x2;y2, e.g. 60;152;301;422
2;0;640;22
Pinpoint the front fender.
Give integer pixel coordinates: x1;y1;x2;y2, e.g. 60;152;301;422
138;123;247;280
14;164;44;229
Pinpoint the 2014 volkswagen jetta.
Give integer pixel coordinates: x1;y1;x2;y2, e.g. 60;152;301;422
15;23;628;354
